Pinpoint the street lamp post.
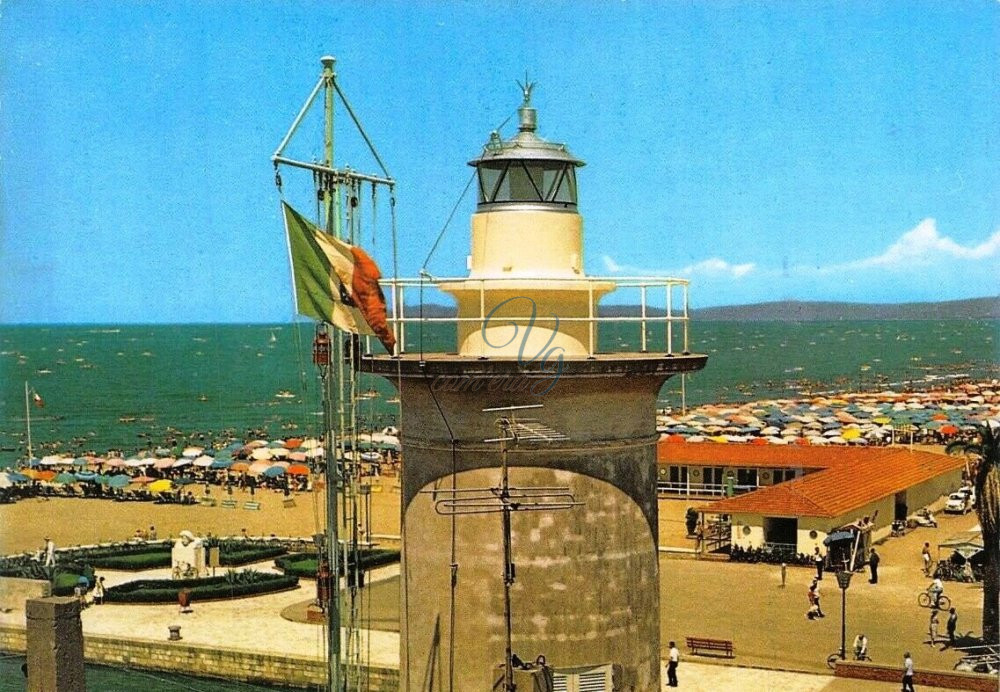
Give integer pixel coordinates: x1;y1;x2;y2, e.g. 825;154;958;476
836;570;853;660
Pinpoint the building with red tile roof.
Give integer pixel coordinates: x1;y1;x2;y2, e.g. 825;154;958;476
658;442;964;556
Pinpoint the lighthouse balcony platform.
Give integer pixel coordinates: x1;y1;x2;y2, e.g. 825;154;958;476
375;275;701;360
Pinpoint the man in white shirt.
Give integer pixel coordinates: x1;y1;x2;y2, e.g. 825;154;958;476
667;641;680;687
902;652;915;691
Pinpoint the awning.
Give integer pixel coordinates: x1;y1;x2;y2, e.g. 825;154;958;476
823;530;854;545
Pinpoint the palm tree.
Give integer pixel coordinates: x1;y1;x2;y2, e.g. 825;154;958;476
971;422;999;644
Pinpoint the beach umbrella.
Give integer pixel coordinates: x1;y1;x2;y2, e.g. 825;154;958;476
305;447;325;459
841;429;862;441
72;457;88;467
104;458;125;468
172;458;193;468
686;435;706;443
262;465;286;478
247;461;272;475
40;455;65;466
287;464;310;476
7;472;30;483
940;425;960;436
828;436;847;445
130;476;155;484
74;471;97;481
181;446;204;458
192;455;214;467
245;440;268;449
299;438;321;450
53;472;78;484
210;458;233;470
230;462;250;473
251;447;273;461
93;474;112;485
268;440;287;448
288;452;308;462
154;447;171;456
664;434;686;444
108;474;131;488
750;437;768;446
284;438;303;449
36;470;57;481
766;437;789;445
175;476;196;485
125;458;147;468
149;479;173;493
794;437;811;446
0;473;12;489
153;457;175;469
270;447;289;459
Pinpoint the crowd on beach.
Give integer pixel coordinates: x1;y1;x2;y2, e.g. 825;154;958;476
0;430;401;506
657;381;998;447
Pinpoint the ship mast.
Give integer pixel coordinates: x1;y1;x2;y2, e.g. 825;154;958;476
273;56;396;692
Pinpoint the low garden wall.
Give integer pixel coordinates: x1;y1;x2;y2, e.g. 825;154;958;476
835;660;996;691
0;623;400;690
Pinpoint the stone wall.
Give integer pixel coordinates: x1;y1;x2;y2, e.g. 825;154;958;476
0;578;51;612
836;660;996;691
0;624;399;691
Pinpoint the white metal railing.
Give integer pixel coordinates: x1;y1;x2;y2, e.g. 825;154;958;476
381;275;693;358
656;481;759;497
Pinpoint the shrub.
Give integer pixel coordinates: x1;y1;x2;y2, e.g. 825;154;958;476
275;549;399;579
104;572;298;603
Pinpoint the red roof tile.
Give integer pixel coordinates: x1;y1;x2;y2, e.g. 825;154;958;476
689;446;963;518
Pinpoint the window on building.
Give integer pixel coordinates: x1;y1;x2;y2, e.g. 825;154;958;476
477;161;578;206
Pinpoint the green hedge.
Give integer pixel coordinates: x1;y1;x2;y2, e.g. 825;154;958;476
275;549;399;579
104;571;298;603
86;543;287;571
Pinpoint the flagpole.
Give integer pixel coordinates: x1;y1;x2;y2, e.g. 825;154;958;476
24;382;33;460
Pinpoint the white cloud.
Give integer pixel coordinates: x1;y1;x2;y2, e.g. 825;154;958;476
601;254;755;279
828;218;1000;272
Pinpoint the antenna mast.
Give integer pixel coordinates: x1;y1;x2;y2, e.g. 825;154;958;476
428;404;580;691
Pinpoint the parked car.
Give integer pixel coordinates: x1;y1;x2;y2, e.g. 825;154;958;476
945;492;972;514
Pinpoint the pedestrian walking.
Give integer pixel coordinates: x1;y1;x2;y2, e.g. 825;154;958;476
946;607;958;647
921;543;931;576
901;652;915;691
667;641;680;687
928;608;939;646
93;577;105;606
43;537;55;567
780;562;787;588
814;547;824;580
868;548;880;584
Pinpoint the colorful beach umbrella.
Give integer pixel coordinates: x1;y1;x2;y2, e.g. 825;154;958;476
53;472;78;484
262;465;286;478
108;474;131;488
149;479;173;493
287;464;310;476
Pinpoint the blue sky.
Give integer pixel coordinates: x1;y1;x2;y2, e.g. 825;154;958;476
1;1;997;323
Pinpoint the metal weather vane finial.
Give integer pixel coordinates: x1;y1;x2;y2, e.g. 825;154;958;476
516;73;535;106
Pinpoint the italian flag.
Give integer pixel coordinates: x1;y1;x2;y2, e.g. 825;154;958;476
283;202;396;353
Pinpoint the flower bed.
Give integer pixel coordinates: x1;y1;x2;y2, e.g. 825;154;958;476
83;541;287;570
274;549;399;579
104;570;298;603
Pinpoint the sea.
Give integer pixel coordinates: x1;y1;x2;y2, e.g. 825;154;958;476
1;320;997;468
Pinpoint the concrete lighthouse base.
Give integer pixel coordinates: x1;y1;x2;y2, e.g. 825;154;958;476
364;352;706;691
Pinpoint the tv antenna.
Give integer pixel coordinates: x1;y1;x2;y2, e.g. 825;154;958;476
425;404;580;692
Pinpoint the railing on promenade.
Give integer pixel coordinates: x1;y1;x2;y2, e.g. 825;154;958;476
379;275;693;358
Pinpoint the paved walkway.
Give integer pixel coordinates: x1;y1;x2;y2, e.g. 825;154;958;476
664;661;957;691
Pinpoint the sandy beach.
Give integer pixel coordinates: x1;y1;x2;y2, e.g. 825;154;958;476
0;479;403;556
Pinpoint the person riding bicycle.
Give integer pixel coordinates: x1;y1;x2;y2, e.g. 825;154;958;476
927;577;944;606
853;633;869;660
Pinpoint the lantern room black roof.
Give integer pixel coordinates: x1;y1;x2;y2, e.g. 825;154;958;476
468;82;584;168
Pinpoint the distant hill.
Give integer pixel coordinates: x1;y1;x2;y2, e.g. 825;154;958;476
689;297;1000;321
409;297;1000;322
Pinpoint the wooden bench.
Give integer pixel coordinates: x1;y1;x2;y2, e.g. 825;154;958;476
685;636;734;658
243;501;261;511
219;499;238;509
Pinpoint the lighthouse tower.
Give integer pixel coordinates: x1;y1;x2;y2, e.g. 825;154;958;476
363;85;706;691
